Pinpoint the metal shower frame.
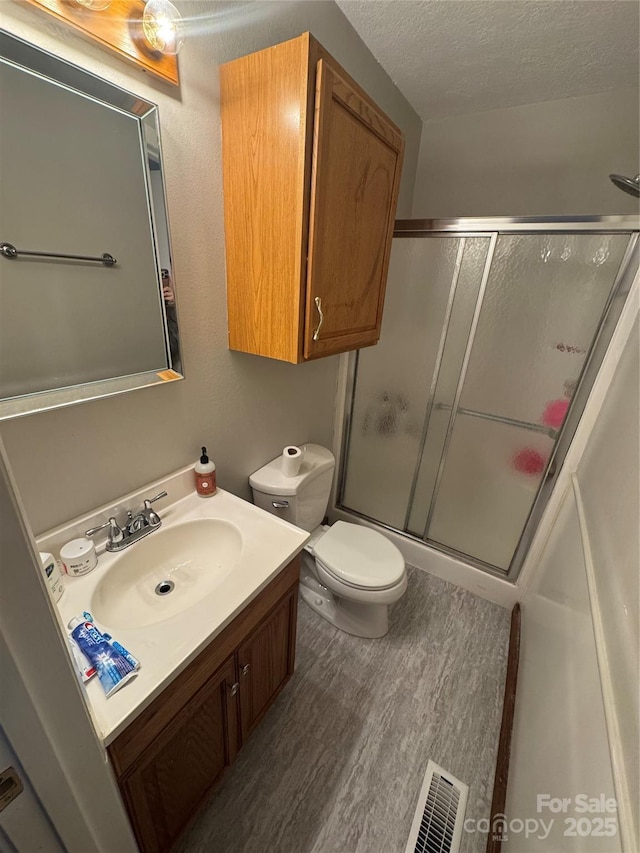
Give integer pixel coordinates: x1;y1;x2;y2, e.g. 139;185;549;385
336;215;640;582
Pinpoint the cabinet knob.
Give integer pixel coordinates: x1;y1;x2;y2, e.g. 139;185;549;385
312;296;324;341
241;664;250;677
229;682;239;696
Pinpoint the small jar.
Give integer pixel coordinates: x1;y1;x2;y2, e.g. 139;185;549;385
60;537;98;577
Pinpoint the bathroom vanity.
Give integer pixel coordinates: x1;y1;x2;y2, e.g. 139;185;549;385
37;467;308;853
108;557;299;853
220;32;405;363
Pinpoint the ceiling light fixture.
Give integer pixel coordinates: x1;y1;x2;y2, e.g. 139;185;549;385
142;0;185;55
73;0;113;10
25;0;179;85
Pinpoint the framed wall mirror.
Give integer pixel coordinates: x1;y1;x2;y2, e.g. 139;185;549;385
0;30;182;421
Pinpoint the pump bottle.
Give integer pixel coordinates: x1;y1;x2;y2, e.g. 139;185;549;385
195;446;216;496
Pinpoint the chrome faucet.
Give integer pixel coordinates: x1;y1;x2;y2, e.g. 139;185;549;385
126;510;147;534
86;491;168;552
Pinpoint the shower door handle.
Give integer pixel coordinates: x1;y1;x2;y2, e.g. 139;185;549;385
312;296;324;341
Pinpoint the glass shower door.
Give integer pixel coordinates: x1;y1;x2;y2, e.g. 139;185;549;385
416;232;631;570
339;223;635;578
341;235;491;528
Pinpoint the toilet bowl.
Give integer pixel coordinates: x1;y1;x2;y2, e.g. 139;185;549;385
300;521;407;637
249;445;407;638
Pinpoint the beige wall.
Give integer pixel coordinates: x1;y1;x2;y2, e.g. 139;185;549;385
412;89;640;218
505;302;639;850
573;316;639;846
0;0;422;535
0;440;138;852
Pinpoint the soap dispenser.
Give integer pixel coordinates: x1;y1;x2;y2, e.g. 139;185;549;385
195;446;216;496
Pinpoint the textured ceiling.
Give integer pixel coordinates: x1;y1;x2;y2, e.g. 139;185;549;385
335;0;640;120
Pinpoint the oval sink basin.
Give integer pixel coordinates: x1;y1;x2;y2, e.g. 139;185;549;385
91;518;243;629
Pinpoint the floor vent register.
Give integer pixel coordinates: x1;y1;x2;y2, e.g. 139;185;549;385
404;760;469;853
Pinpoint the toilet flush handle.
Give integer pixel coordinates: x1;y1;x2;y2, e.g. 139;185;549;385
272;500;289;509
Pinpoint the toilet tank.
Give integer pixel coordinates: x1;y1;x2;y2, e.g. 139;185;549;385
249;444;335;532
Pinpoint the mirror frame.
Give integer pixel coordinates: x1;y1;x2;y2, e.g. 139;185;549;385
0;29;183;421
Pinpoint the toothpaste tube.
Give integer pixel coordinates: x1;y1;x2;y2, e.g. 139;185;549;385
68;637;96;683
81;611;140;672
102;634;140;671
68;617;137;697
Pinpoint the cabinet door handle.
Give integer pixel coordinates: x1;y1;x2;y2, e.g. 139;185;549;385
241;664;250;677
312;296;324;341
229;682;239;696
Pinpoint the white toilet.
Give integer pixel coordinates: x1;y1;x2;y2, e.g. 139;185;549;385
249;444;407;638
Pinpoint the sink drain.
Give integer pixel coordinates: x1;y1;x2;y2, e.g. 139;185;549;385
155;580;175;596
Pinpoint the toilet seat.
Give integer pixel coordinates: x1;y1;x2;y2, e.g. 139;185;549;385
313;521;405;590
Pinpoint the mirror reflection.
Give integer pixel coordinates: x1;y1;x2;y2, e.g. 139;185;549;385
0;31;182;420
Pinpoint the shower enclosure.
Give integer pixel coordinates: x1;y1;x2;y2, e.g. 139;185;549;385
337;216;639;580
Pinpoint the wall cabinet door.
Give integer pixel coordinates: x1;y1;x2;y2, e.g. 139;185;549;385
220;33;404;364
119;656;238;853
237;588;298;742
303;59;404;359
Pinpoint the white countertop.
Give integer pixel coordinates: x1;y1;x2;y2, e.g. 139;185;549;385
38;468;309;746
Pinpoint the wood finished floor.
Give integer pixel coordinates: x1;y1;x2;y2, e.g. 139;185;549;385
176;566;511;853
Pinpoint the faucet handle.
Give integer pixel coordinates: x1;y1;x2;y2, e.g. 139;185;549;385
143;491;168;508
143;491;167;526
85;517;125;545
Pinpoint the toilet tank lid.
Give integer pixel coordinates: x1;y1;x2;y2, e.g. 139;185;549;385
249;444;335;497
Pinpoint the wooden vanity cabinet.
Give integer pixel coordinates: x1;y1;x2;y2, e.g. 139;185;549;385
107;557;299;853
238;585;297;742
117;656;237;853
220;32;404;363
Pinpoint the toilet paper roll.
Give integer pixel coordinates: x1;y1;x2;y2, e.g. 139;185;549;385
281;445;303;478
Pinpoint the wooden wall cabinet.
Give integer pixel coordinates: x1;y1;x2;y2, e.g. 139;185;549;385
108;558;300;853
220;33;405;363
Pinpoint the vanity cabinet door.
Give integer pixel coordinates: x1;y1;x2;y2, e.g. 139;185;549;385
303;59;404;360
119;656;238;853
237;587;298;742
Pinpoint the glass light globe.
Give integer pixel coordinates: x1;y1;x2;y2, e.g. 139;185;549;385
74;0;113;9
142;0;185;55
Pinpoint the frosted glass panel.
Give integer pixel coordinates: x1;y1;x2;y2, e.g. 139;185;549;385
341;237;462;528
339;227;633;577
460;234;629;425
428;418;554;569
406;238;490;534
426;233;628;570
